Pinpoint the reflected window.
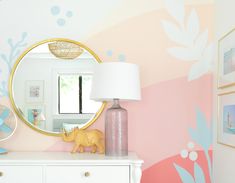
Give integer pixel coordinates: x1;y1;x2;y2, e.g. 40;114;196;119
58;74;100;114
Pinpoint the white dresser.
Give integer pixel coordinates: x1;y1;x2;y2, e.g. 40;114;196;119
0;152;143;183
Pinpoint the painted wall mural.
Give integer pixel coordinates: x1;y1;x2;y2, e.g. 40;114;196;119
174;109;212;183
0;32;28;97
50;6;74;27
162;0;214;81
0;0;214;183
106;50;126;62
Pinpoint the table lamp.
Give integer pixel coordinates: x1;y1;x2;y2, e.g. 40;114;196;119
90;62;141;156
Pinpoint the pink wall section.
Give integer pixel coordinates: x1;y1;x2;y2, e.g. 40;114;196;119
0;2;214;183
127;74;212;169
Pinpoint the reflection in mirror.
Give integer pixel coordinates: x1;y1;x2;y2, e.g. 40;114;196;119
11;40;104;135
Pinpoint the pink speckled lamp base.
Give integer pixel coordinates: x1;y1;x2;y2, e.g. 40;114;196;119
105;99;128;156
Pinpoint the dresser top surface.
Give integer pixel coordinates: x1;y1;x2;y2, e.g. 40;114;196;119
0;152;143;164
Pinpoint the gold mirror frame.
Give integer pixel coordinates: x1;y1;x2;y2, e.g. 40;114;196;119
9;38;106;137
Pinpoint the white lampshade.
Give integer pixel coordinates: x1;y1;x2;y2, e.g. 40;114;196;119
90;62;141;101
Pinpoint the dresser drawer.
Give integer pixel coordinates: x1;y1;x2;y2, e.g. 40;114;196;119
45;165;130;183
0;166;43;183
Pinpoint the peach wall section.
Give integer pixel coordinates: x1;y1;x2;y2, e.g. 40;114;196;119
85;5;214;87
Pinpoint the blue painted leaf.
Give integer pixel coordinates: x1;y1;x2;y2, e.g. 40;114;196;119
2;90;8;97
7;38;13;48
194;162;205;183
189;108;212;150
174;163;195;183
1;54;8;62
18;43;27;48
21;32;28;39
13;50;20;59
2;81;6;87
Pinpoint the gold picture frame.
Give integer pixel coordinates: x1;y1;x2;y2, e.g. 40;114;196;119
218;28;235;88
217;90;235;147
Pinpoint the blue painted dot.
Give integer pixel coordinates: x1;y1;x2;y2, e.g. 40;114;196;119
106;50;113;57
51;6;60;16
66;11;73;18
7;38;12;45
57;18;66;26
118;54;126;62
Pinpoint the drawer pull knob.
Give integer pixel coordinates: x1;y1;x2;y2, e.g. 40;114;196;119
0;172;3;177
84;172;90;177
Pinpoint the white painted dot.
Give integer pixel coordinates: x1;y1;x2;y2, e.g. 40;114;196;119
180;149;188;159
187;142;195;149
189;151;198;161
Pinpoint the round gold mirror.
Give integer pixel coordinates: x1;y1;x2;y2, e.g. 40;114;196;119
9;39;105;136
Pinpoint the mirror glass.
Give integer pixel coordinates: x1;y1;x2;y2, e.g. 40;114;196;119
10;39;105;136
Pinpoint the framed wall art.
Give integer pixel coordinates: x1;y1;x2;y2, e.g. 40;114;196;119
24;105;46;129
218;91;235;147
25;80;44;103
218;28;235;88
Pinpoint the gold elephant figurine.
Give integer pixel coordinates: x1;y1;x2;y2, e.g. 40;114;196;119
62;127;105;154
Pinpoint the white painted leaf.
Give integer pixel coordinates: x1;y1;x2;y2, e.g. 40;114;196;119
168;47;198;61
201;43;215;69
188;44;215;81
187;9;199;43
162;21;190;46
188;61;208;81
164;0;185;27
194;30;208;60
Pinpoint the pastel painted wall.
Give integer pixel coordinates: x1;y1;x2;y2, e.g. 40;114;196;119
0;0;214;182
214;1;235;183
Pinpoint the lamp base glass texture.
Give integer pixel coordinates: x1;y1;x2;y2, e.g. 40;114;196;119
105;99;128;156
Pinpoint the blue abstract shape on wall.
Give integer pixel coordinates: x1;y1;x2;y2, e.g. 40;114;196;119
174;108;213;183
51;6;60;16
194;162;206;183
174;162;206;183
189;108;212;151
188;108;213;182
0;81;8;97
174;163;195;183
118;54;126;62
0;32;27;73
106;50;126;62
66;11;73;18
0;32;28;97
57;18;66;26
50;6;74;27
106;50;113;57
